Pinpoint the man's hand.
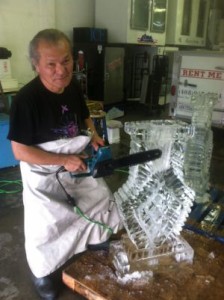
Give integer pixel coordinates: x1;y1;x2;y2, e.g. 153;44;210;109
63;153;88;172
84;117;105;151
91;133;105;151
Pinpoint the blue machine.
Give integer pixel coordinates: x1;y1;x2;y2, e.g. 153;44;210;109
70;145;162;178
70;145;112;178
0;113;19;169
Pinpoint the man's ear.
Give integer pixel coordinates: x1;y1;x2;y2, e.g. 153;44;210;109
31;59;37;72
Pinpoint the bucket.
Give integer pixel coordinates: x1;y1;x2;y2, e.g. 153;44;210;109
106;120;123;144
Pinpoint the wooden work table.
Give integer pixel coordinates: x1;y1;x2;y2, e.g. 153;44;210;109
63;229;224;300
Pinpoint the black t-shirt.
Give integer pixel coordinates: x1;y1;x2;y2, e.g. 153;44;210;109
7;77;90;145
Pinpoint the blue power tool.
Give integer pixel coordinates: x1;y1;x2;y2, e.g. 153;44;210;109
70;145;162;178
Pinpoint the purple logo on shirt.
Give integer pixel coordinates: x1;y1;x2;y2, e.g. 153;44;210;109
52;105;79;138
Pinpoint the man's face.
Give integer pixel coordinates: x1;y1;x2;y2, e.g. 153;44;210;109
34;39;74;93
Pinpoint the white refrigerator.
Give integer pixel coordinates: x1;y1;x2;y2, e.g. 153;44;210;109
169;51;224;127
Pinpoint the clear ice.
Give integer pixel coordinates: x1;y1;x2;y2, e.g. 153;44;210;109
112;92;218;278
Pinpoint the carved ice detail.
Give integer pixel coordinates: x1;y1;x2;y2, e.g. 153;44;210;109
112;93;218;277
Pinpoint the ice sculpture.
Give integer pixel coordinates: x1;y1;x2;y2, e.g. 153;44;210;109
112;92;218;278
184;92;217;202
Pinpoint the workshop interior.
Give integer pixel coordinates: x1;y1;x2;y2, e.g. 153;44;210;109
0;0;224;299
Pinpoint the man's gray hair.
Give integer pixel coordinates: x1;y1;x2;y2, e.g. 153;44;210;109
29;28;72;69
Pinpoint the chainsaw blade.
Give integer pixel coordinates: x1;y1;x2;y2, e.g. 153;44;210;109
92;149;162;178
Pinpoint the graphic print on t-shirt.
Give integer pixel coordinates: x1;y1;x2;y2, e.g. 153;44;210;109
52;104;79;138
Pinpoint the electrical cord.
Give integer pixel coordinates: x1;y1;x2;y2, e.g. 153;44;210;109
115;168;129;174
56;166;76;206
55;166;113;234
0;179;23;194
74;205;113;234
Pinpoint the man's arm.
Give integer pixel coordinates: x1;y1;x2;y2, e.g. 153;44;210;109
84;117;105;150
11;141;87;172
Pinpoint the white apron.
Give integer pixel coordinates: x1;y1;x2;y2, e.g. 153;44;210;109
20;135;122;278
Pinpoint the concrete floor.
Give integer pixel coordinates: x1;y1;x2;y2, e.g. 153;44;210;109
0;102;224;300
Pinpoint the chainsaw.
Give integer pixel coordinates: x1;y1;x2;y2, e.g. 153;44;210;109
70;145;162;178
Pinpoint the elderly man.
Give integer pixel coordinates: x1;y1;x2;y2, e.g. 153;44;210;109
8;28;122;300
